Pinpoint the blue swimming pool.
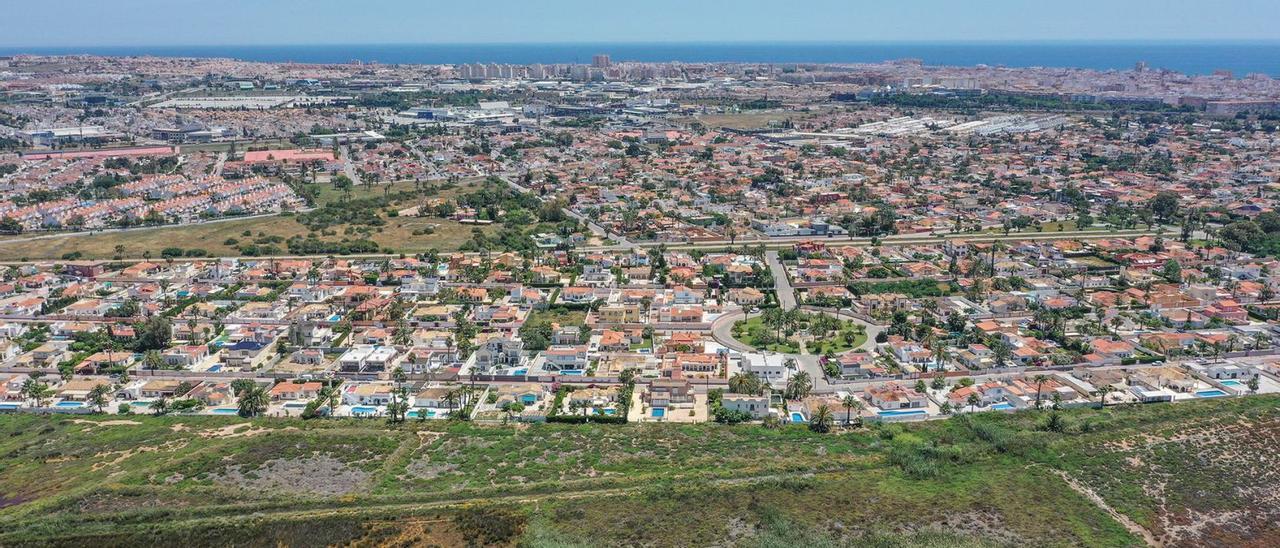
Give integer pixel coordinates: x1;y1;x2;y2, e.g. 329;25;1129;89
130;401;151;407
211;408;239;415
1220;380;1243;386
207;365;222;372
790;412;806;423
879;409;928;417
407;409;437;419
351;406;378;415
651;408;666;418
990;403;1014;410
0;403;20;410
601;408;616;415
513;368;528;375
1195;389;1228;398
559;369;584;376
327;314;342;322
55;401;84;408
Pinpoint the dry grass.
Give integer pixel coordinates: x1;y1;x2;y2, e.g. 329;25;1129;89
0;213;490;260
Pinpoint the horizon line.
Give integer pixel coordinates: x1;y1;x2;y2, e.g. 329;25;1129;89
5;38;1280;50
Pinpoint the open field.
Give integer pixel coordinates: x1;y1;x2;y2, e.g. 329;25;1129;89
0;178;498;260
2;395;1274;546
0;213;488;260
312;176;486;206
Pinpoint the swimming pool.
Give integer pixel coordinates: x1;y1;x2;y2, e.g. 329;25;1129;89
407;409;437;419
0;403;20;410
512;368;528;375
559;369;584;376
990;403;1015;410
1220;380;1243;387
650;408;666;418
206;365;222;372
351;406;378;415
879;409;928;417
55;401;84;408
1195;389;1228;398
789;412;806;423
327;314;342;322
283;402;308;409
211;408;239;415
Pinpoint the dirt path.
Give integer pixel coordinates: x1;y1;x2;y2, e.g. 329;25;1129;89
1053;469;1162;547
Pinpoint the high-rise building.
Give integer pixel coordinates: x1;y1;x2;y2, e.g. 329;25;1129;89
592;54;611;68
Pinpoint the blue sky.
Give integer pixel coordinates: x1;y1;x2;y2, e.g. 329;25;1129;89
5;0;1279;46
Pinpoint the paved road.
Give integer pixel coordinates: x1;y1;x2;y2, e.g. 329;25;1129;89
339;145;363;187
212;151;227;176
765;251;797;311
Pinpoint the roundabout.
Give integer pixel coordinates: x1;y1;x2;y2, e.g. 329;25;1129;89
712;307;880;357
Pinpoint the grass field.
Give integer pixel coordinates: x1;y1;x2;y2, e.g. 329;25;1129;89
0;396;1276;546
0;177;498;260
0;214;488;260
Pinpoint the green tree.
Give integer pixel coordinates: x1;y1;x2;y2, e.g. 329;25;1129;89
1150;191;1180;223
808;404;835;433
135;316;172;352
236;385;269;418
88;383;112;413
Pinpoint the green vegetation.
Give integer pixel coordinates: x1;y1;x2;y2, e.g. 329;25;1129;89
732;309;867;355
0;396;1276;546
852;278;955;298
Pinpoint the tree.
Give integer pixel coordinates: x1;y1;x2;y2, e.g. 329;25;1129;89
785;371;812;400
142;349;165;370
1033;374;1049;410
151;396;170;416
808;404;835;433
135;316;172;352
1150;191;1180;223
966;392;981;413
841;394;863;426
88;383;112;413
20;374;54;408
991;340;1011;368
1158;259;1182;284
930;375;947;391
728;371;761;395
237;385;269;418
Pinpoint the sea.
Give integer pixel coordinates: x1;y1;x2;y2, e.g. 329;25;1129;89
3;42;1280;76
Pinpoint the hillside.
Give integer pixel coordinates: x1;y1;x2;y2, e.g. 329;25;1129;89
0;396;1277;547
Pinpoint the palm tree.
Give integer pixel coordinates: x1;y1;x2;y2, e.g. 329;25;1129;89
808;404;835;433
88;384;112;413
20;375;53;408
966;393;981;413
785;371;812;400
841;394;864;426
322;384;341;415
151;396;170;416
729;371;760;395
236;385;268;418
1033;374;1049;410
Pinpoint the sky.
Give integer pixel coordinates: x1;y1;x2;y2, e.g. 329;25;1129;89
4;0;1279;47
